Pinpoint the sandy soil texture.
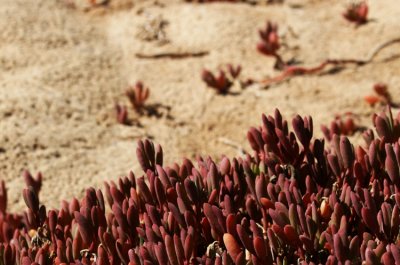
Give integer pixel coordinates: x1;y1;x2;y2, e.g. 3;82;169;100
1;0;399;211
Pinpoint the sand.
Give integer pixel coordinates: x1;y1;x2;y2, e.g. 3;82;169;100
1;0;399;211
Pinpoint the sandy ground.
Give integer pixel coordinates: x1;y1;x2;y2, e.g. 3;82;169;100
1;0;400;211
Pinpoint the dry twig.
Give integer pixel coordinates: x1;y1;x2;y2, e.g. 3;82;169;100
261;37;400;87
135;51;209;59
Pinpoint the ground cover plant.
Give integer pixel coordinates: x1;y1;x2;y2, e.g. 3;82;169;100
0;106;400;264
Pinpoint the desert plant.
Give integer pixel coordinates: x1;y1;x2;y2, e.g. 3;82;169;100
125;82;150;112
256;21;285;69
343;1;369;25
365;83;395;107
202;64;242;94
0;108;400;264
115;104;129;125
321;113;359;141
22;170;42;195
371;106;400;143
226;64;241;79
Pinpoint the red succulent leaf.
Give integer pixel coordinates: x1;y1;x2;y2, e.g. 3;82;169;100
22;187;39;213
227;64;241;79
236;224;255;255
361;207;379;235
333;233;345;262
74;211;93;246
184;231;194;260
385;144;400;185
173;234;185;265
21;257;32;265
115;240;130;265
115;104;129;125
223;233;242;261
97;245;110;265
340;136;355;169
165;234;179;265
365;95;381;106
23;171;42;195
0;180;7;215
154;242;169;265
253;236;267;261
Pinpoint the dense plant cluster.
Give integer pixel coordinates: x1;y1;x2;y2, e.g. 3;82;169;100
0;107;400;264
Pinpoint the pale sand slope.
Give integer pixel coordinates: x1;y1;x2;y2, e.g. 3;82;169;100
0;0;399;211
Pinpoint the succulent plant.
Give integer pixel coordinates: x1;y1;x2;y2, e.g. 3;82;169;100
256;21;285;69
343;2;369;25
365;83;396;107
202;65;241;94
257;21;279;56
125;82;150;113
202;69;232;94
115;104;129;125
321;113;359;141
1;107;400;264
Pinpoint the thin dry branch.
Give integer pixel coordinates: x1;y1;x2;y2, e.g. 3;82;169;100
365;37;400;63
260;37;400;87
135;51;209;59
